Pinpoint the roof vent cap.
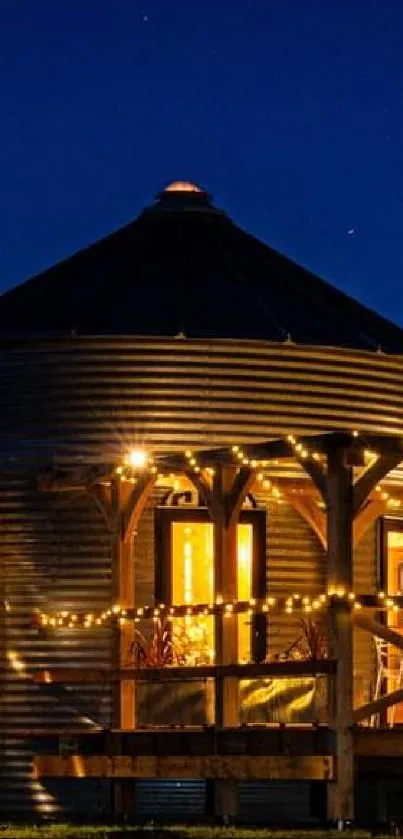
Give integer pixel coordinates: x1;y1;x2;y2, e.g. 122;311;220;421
163;181;202;193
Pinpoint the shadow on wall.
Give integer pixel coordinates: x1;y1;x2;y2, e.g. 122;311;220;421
136;677;327;726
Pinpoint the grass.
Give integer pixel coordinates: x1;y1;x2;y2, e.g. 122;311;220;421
0;826;397;839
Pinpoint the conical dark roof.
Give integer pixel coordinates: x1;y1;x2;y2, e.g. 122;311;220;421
0;181;402;351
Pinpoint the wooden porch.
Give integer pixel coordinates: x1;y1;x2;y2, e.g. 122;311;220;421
32;725;403;781
26;430;403;821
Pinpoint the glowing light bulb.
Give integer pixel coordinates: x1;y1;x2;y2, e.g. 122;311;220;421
127;448;148;469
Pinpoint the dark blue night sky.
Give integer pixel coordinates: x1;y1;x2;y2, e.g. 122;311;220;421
1;0;402;324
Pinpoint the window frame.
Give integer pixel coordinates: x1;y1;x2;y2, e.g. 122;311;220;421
154;505;267;661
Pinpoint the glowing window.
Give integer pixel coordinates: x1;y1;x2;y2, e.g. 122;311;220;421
237;523;253;662
155;507;266;664
172;522;214;665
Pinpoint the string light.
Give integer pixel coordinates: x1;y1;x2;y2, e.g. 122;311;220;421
33;431;403;637
33;588;403;631
126;449;148;469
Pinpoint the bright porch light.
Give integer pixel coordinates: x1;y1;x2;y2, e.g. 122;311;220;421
127;448;148;469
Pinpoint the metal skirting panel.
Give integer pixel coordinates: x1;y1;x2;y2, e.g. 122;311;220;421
356;778;403;823
1;339;403;463
237;781;313;824
133;780;206;820
0;469;112;818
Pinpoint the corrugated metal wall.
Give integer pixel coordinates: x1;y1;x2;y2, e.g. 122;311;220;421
1;334;401;817
265;498;326;655
0;466;112;818
1;340;403;465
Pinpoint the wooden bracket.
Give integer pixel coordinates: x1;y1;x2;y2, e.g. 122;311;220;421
121;475;156;544
183;469;215;513
353;611;403;652
226;466;255;527
353;454;402;515
283;494;327;549
296;457;328;503
353;499;388;547
353;687;403;724
89;484;114;529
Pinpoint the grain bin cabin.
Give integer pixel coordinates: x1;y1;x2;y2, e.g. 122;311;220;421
1;182;403;825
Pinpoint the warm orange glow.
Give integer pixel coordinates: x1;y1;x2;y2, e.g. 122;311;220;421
164;180;202;193
126;448;148;468
237;523;253;663
172;520;253;663
72;755;85;778
7;650;25;673
172;522;214;663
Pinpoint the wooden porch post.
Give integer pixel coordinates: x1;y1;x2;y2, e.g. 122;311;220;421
187;462;256;821
110;477;135;818
214;465;239;727
326;447;354;824
111;477;136;732
212;465;240;822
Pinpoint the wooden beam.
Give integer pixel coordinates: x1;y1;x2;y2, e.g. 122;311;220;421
121;475;156;543
89;484;113;528
326;447;354;823
34;754;334;781
37;465;112;493
353;454;402;515
283;492;385;551
110;474;158;741
184;469;215;512
255;476;403;504
111;478;134;732
209;462;262;759
226;466;255;527
31;659;336;684
353;688;403;723
352;612;403;652
355;728;403;758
